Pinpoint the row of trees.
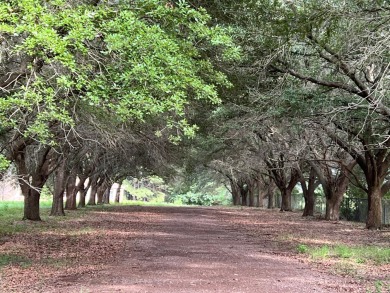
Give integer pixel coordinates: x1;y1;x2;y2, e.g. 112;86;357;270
180;0;390;229
0;0;239;220
1;0;389;230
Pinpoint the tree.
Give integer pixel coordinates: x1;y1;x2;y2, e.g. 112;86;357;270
0;0;239;220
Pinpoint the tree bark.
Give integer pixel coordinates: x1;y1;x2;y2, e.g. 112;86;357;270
280;188;292;211
78;178;91;208
268;187;275;209
65;172;77;210
103;185;111;204
20;176;44;221
97;182;107;204
115;182;122;203
14;145;54;221
50;160;66;216
87;175;99;206
241;184;248;207
230;180;241;205
325;194;343;221
248;180;256;207
366;185;383;229
301;167;318;217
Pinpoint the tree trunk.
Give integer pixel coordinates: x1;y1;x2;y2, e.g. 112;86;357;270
241;189;248;206
248;183;255;207
96;180;108;204
23;188;41;220
303;193;315;217
77;176;89;208
50;161;66;216
78;180;91;208
20;176;43;221
65;172;77;210
103;185;111;204
324;192;343;221
268;189;275;209
280;188;292;211
301;168;317;217
88;176;99;206
366;185;383;229
18;171;46;221
230;180;241;205
115;182;122;203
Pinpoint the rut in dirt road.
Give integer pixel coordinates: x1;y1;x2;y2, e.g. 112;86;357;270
58;207;361;293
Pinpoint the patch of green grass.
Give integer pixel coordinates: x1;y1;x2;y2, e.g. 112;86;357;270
0;253;31;268
298;243;390;265
366;280;389;293
297;244;309;253
0;200;55;236
311;245;331;259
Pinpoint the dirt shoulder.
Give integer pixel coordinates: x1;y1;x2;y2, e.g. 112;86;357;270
0;206;389;292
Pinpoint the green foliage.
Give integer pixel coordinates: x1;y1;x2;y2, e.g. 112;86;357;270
40;185;53;201
0;154;10;171
169;184;230;206
0;0;240;147
122;176;168;203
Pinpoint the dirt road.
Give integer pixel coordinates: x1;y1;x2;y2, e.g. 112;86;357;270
56;207;363;293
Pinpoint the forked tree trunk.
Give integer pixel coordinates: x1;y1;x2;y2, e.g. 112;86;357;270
324;168;351;221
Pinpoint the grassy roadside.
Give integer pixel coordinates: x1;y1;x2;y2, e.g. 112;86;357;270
0;200;183;237
295;243;390;292
296;243;390;265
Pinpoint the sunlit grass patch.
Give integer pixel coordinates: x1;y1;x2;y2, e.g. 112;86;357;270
296;243;390;265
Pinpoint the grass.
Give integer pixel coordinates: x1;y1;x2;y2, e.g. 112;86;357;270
0;199;186;237
0;200;53;236
296;243;390;265
0;253;31;268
